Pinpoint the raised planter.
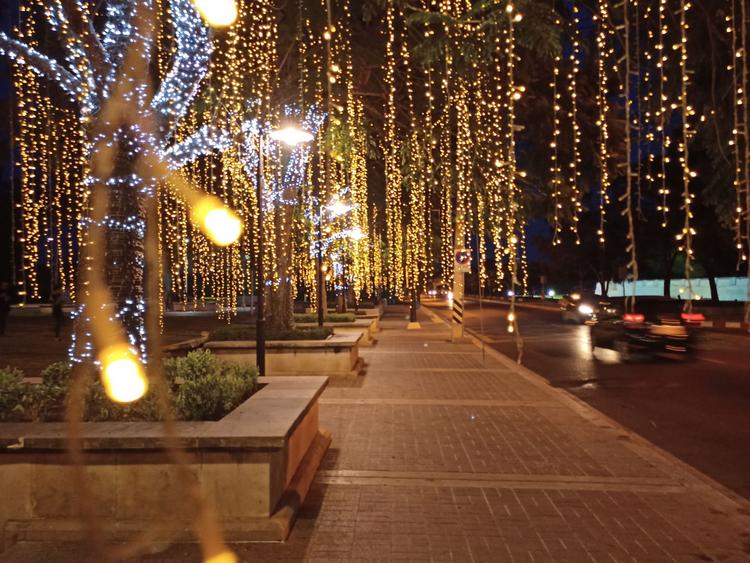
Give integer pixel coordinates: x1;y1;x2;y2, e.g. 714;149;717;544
296;318;378;346
0;376;330;549
205;332;363;378
162;332;209;357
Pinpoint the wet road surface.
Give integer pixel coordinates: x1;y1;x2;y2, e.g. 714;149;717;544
425;297;750;500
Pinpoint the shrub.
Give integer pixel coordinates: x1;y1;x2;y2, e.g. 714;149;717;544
0;367;27;422
1;351;257;423
294;313;355;323
270;327;333;340
24;382;67;422
169;351;257;421
84;380;165;422
164;348;215;382
209;325;255;341
209;325;333;341
41;362;72;387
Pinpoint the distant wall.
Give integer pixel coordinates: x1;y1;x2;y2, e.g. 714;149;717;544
596;277;748;302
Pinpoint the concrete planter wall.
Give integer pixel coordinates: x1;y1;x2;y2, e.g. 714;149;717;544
0;376;330;549
296;318;378;346
204;333;363;378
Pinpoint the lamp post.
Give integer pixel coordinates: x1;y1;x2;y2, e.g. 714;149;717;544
255;125;313;377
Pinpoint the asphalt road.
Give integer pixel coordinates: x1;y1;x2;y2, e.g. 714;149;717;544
425;297;750;501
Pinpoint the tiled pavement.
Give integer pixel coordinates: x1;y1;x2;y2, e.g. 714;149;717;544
4;306;750;562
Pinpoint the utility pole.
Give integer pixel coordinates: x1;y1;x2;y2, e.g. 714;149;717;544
451;223;466;341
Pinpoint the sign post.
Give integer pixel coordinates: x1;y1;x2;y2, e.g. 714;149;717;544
452;247;471;341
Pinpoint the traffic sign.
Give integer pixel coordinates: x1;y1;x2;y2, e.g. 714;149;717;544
455;249;471;272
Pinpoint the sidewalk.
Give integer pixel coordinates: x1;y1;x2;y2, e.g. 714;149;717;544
4;305;750;562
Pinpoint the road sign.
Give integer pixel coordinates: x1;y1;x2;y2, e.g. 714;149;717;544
455;249;471;273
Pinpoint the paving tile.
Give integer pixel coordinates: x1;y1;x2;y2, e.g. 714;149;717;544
3;305;749;562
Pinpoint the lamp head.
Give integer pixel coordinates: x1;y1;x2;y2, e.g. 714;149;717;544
192;0;237;27
269;125;314;146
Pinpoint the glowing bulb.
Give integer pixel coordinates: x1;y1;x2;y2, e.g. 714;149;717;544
327;199;352;217
269;126;314;146
205;551;238;563
348;227;366;241
192;0;237;27
193;198;242;246
99;345;148;404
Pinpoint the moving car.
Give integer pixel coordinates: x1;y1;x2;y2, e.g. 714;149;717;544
560;292;601;324
589;298;703;360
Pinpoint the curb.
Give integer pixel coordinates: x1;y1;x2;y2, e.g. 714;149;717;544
421;305;750;524
465;297;750;332
699;320;749;331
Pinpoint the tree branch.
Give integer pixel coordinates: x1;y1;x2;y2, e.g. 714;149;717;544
151;0;210;133
162;125;232;169
0;32;80;99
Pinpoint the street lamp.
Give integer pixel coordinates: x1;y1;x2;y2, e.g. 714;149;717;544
256;124;312;377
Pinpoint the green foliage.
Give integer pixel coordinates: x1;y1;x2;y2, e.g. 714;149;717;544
1;351;258;423
270;327;334;340
0;367;27;422
210;325;333;341
84;380;165;423
294;313;356;323
210;325;256;341
24;383;67;422
40;362;71;388
407;0;561;70
0;366;67;422
177;361;255;421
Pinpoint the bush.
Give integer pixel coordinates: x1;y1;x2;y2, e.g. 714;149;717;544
209;325;333;341
41;362;71;387
1;351;257;423
168;350;257;421
84;380;165;422
209;325;255;341
0;367;27;422
294;313;356;323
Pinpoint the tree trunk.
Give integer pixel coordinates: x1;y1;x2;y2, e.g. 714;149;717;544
107;143;146;344
267;192;295;333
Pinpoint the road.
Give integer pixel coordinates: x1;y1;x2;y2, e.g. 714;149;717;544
425;297;750;500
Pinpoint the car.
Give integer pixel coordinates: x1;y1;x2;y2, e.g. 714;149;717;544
559;292;602;324
589;298;703;361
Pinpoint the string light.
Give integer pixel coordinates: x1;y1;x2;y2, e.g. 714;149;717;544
595;1;611;245
99;344;148;403
568;2;582;244
384;0;404;298
656;0;672;228
618;0;639;312
677;0;695;311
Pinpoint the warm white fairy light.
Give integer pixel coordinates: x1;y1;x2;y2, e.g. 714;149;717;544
595;1;611;245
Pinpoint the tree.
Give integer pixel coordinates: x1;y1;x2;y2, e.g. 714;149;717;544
0;0;230;353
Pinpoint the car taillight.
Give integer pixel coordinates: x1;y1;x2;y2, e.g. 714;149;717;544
623;313;645;323
681;312;705;322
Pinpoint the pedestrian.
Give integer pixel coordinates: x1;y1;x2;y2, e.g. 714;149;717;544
51;288;66;339
0;282;10;336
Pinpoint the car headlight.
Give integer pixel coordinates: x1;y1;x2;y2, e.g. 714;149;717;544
578;304;594;315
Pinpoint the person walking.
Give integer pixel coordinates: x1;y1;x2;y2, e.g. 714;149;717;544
51;288;66;339
0;282;10;336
